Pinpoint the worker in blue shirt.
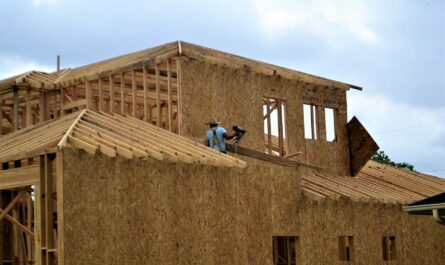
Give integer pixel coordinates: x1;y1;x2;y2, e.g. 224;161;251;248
206;118;236;153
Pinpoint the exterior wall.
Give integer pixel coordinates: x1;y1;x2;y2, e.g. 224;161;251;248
62;149;445;265
180;59;350;175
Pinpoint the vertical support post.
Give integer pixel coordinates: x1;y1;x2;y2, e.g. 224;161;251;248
72;86;77;101
317;106;326;141
155;64;161;127
310;105;316;140
60;88;65;117
277;100;284;156
12;207;19;264
85;81;91;110
56;151;64;265
167;60;172;131
26;89;32;127
26;193;32;264
176;57;182;134
44;153;55;264
37;155;46;265
143;67;148;122
120;73;125;115
53;91;59;119
98;78;103;112
109;75;114;113
44;92;51;120
266;99;272;154
13;87;19;131
39;91;45;122
132;70;136;117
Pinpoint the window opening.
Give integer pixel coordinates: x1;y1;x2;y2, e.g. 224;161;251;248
273;236;298;265
303;104;318;140
263;97;287;156
382;236;397;260
325;108;336;141
338;236;354;261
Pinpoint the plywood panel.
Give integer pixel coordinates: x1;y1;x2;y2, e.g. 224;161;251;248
61;149;445;265
348;116;379;176
181;60;350;175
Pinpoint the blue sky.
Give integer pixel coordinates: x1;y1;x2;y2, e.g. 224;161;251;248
1;0;444;176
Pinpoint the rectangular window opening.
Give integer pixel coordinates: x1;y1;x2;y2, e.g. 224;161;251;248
273;236;298;265
263;97;287;156
338;236;354;261
382;236;397;260
303;104;318;140
325;108;336;142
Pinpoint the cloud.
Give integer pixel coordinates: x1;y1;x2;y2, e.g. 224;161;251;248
252;0;379;43
348;92;445;177
31;0;57;6
0;56;54;79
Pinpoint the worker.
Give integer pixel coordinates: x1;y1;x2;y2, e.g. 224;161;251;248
205;118;236;153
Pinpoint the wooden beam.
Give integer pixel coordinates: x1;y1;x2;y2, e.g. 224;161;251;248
167;60;172;131
120;73;125;115
56;151;65;265
0;208;34;237
98;78;103;111
225;143;321;170
277;100;284;156
155;64;161;127
265;98;272;154
0;190;24;221
60;88;65;117
310;105;316;140
132;70;136;117
13;87;18;131
0;165;39;189
39;91;45;122
109;74;114;113
26;89;32;127
302;188;326;202
176;57;182;134
57;109;86;148
85;80;91;109
44;154;55;264
143;67;148;122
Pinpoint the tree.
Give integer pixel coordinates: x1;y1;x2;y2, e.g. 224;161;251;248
371;150;415;171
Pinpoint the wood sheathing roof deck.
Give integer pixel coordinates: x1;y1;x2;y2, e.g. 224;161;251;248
302;160;445;204
0;109;246;168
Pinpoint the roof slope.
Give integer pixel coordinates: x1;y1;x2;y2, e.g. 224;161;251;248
0;109;246;168
0;69;70;91
302;160;445;204
1;41;357;90
55;41;179;84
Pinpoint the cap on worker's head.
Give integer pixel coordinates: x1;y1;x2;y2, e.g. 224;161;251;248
206;117;221;126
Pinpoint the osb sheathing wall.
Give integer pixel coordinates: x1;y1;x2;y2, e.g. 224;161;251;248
180;59;350;175
62;149;445;265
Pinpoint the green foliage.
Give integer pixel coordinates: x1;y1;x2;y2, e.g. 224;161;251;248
371;150;415;171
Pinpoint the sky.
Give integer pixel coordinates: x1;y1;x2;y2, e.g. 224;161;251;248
0;0;444;176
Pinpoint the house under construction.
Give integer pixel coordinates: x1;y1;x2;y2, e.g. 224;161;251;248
0;41;444;265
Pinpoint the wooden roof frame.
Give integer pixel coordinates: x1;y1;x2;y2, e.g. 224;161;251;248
0;41;362;92
0;109;246;168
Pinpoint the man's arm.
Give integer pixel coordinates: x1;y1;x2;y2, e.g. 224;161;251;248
223;132;236;140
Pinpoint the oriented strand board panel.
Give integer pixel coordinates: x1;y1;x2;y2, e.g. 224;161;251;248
347;116;379;176
180;59;350;175
62;149;445;265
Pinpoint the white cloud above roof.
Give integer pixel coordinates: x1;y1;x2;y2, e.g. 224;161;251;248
252;0;380;43
0;56;54;79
